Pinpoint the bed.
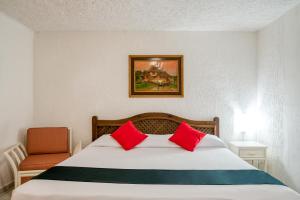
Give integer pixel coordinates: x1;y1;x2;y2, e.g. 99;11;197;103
12;113;300;200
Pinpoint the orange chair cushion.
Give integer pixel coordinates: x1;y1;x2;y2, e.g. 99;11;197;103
27;127;69;155
19;153;70;171
21;176;32;184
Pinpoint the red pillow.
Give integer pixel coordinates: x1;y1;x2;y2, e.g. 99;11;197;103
169;121;206;151
111;121;148;150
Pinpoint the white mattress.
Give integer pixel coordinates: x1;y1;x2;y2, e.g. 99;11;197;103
12;140;300;200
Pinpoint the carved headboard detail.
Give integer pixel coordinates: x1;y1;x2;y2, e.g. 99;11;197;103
92;113;219;141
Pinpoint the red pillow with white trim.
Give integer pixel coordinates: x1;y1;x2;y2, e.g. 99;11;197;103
169;121;206;151
111;121;148;150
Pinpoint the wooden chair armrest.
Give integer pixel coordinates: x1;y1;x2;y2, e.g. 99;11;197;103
19;170;45;177
72;141;82;155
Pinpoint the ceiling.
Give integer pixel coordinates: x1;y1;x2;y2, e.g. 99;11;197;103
0;0;299;31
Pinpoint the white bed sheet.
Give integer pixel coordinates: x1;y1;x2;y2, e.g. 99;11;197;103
12;144;300;200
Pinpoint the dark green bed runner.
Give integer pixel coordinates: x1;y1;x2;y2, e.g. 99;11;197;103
34;166;284;185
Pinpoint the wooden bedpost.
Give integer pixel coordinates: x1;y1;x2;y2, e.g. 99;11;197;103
213;117;219;137
92;116;98;141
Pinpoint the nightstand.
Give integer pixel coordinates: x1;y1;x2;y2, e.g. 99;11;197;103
229;141;267;171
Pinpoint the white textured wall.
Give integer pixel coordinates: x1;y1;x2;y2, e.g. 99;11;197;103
257;4;300;192
0;12;33;189
34;31;257;146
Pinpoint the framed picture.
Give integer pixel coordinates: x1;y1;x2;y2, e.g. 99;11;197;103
129;55;184;97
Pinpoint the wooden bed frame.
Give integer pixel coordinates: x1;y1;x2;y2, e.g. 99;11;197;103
92;113;219;141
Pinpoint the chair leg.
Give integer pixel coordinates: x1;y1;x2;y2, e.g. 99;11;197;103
14;174;18;188
18;175;21;187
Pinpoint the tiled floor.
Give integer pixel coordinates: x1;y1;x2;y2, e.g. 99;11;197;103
0;190;12;200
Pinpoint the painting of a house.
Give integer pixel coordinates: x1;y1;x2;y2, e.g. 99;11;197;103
129;55;183;97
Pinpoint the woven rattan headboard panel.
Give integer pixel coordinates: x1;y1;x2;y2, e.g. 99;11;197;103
92;113;219;141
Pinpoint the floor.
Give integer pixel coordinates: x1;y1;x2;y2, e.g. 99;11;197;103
0;190;12;200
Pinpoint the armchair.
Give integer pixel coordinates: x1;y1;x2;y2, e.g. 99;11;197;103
4;127;81;188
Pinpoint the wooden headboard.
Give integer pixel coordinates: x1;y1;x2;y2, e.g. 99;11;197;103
92;113;219;141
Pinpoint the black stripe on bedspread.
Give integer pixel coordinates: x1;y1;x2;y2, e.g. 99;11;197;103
34;166;284;185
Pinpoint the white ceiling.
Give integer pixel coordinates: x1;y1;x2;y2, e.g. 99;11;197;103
0;0;299;31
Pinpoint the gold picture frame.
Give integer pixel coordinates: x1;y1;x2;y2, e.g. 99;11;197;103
129;55;184;97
